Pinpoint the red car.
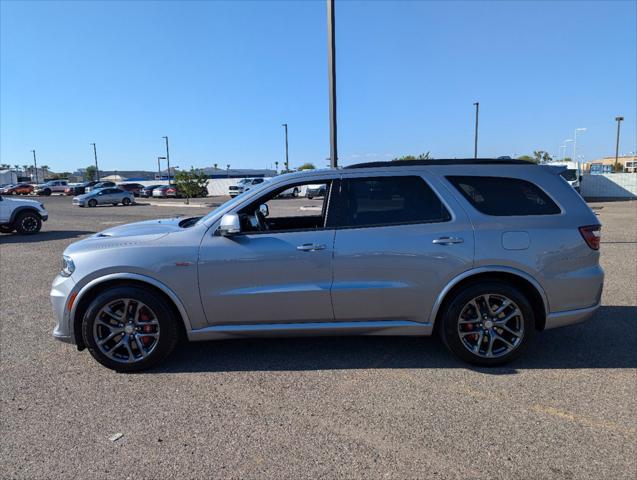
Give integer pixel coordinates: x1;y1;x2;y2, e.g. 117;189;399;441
2;183;34;195
117;183;144;197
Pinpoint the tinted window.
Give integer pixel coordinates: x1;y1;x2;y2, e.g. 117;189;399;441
447;176;561;216
337;176;451;228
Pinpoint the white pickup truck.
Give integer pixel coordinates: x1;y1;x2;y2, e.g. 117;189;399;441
34;180;69;196
0;195;48;234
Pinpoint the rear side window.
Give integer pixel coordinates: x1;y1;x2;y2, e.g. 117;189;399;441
337;176;451;228
447;176;560;216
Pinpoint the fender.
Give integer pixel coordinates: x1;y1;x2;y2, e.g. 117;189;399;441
428;266;550;325
70;272;194;335
8;206;42;224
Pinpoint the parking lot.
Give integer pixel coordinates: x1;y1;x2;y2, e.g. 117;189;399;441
1;195;635;479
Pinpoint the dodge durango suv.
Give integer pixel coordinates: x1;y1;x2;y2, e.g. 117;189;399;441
51;159;604;371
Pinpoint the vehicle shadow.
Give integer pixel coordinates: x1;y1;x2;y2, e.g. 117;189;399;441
149;305;637;374
0;230;93;244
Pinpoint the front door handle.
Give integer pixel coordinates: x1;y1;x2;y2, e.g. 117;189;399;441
297;243;326;252
432;237;464;245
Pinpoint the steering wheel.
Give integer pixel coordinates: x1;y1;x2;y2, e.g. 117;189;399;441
254;210;269;231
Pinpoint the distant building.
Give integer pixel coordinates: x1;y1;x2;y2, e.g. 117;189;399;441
0;170;18;184
583;155;637;173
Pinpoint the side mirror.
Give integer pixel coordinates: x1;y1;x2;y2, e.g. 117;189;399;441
259;204;269;217
218;213;241;236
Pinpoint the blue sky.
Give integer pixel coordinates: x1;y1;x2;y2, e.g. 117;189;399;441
1;0;635;173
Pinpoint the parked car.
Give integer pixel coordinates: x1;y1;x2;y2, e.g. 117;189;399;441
118;183;145;197
0;195;48;234
2;183;34;195
228;177;267;197
51;158;603;372
35;180;68;196
140;185;164;198
65;181;98;196
305;184;326;199
152;185;178;198
72;187;134;207
85;181;116;193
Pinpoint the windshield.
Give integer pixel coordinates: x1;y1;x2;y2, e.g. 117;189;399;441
196;179;273;225
560;169;578;181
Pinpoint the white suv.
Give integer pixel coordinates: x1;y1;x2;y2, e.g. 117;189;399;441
228;178;267;197
0;195;48;234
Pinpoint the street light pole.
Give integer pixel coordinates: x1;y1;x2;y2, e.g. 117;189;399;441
31;150;38;184
573;128;586;164
162;136;171;185
281;123;289;172
473;102;479;158
614;116;624;171
157;156;166;180
327;0;338;168
90;143;100;181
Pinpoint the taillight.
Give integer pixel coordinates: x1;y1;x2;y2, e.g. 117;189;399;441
579;225;601;250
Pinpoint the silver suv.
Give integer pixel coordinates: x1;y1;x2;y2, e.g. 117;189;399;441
51;159;603;371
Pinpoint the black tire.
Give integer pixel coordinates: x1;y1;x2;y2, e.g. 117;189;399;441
43;188;51;196
88;199;97;208
82;286;179;372
14;211;42;235
292;188;299;198
307;195;314;200
0;224;15;233
122;197;131;206
438;281;535;366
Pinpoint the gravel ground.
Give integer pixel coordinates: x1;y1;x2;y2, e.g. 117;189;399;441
1;196;635;479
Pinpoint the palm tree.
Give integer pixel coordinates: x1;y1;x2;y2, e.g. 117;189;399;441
14;164;20;174
41;165;50;179
213;163;218;171
22;165;29;178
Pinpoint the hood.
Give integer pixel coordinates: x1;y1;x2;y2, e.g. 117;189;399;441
64;217;188;255
4;197;43;207
95;217;186;238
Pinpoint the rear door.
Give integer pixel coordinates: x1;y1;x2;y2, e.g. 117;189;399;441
330;171;474;325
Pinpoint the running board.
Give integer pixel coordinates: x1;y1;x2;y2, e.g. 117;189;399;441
187;320;433;341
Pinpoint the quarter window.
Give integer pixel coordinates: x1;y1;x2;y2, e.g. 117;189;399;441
447;176;561;216
336;176;451;228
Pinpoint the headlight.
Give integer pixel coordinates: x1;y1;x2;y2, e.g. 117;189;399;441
61;255;75;277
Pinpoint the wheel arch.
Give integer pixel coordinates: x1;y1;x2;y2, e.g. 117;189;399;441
431;267;549;331
71;273;192;349
9;206;40;224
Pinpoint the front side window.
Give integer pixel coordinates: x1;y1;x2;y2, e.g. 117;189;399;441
336;176;451;228
447;176;561;216
237;180;333;233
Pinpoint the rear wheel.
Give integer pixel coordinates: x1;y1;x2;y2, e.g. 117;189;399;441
15;211;42;235
439;281;534;366
88;199;97;208
82;286;179;372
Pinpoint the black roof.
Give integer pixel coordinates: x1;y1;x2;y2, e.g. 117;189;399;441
344;158;535;169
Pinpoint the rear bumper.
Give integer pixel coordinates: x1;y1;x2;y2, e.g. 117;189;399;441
544;302;600;329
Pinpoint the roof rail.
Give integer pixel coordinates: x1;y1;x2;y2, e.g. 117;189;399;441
343;158;535;169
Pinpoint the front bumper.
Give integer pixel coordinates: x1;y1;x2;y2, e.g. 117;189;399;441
40;211;48;221
51;274;77;344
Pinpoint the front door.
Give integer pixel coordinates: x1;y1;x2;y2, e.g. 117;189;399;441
330;173;474;325
198;178;337;325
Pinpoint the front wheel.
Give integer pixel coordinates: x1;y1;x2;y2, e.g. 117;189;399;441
122;197;132;206
88;199;97;208
82;286;179;372
438;281;535;366
15;211;42;235
43;189;51;196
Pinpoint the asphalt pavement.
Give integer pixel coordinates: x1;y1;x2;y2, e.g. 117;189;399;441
1;195;635;479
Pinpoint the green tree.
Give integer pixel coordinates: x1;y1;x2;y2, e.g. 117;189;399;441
532;150;553;164
517;155;536;163
393;152;432;161
297;163;316;171
174;166;209;204
85;165;97;181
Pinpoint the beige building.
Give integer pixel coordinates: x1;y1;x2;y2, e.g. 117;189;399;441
583;155;637;173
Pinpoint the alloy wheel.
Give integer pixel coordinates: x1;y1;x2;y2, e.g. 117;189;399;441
19;215;39;233
457;294;524;358
93;298;161;364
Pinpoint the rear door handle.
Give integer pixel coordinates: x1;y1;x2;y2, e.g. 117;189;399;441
432;237;464;245
297;243;326;252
